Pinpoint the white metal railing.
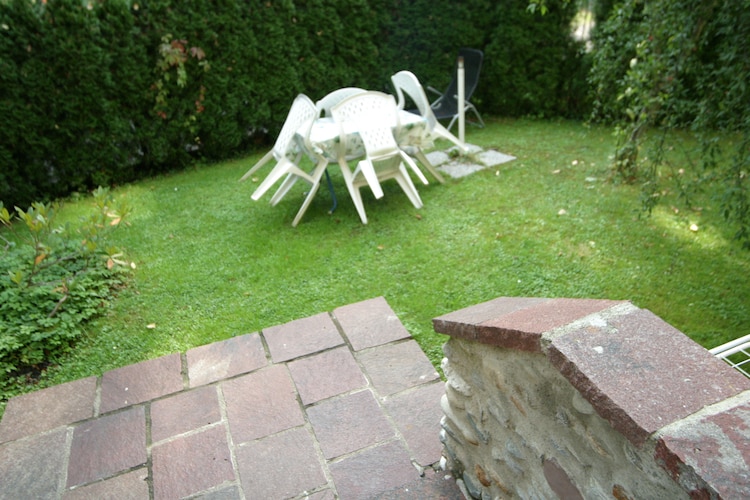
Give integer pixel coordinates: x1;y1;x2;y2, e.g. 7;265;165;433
709;333;750;378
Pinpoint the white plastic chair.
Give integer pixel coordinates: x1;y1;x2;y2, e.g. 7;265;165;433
391;70;469;183
330;91;428;224
710;333;750;378
239;94;328;226
315;87;366;117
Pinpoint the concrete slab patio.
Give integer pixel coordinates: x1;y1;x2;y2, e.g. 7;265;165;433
0;297;462;500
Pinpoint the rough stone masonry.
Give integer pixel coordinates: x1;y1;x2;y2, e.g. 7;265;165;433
433;296;750;499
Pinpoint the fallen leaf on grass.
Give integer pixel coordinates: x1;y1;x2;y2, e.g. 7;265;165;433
146;323;156;329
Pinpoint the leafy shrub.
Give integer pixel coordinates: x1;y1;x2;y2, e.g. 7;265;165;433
0;188;132;392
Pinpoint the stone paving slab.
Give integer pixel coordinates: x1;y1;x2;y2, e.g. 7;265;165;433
0;296;462;499
66;406;147;488
0;427;69;499
186;333;267;387
357;340;440;396
151;425;235;499
0;376;96;443
100;353;183;413
64;467;150;500
426;145;516;179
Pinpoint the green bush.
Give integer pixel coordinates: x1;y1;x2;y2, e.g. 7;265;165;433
481;0;587;118
0;189;132;392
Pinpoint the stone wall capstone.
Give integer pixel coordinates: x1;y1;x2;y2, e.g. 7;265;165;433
434;297;750;499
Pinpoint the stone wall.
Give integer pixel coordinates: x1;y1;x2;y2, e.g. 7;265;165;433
433;297;750;499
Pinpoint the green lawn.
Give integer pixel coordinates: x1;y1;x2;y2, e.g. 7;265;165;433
7;117;750;403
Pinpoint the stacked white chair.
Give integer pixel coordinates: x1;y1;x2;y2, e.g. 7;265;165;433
315;87;366;117
391;70;469;183
239;94;329;226
330;91;428;224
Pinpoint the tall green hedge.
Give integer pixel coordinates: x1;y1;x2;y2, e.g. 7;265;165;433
0;0;586;209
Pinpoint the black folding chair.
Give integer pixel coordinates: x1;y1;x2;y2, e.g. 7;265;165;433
428;48;485;131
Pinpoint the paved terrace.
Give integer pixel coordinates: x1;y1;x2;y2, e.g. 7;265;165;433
0;297;462;499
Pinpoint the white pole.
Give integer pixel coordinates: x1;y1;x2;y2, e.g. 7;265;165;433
457;56;465;145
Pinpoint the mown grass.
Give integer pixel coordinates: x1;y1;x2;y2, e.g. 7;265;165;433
4;117;750;410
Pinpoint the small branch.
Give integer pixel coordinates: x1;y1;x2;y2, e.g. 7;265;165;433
48;293;69;318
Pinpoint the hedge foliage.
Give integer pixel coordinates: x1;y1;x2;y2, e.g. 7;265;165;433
0;0;586;208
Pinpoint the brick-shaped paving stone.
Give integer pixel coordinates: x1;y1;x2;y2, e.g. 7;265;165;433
235;427;327;499
222;364;304;443
193;485;242;500
288;345;367;405
0;297;457;498
63;467;149;500
0;376;96;443
100;353;183;413
151;385;222;442
67;406;147;488
372;468;464;499
304;490;336;500
186;333;267;387
357;340;440;396
152;425;235;500
263;312;344;362
383;381;445;466
334;296;411;351
0;427;69;499
329;440;419;499
307;390;395;459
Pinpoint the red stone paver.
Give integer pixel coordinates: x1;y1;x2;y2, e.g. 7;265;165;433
357;340;440;396
222;364;305;443
263;312;344;362
194;485;242;500
152;425;235;500
383;381;446;466
235;427;327;499
0;376;96;443
150;385;222;442
67;406;147;488
329;440;420;499
0;427;69;499
100;353;183;413
305;490;336;500
187;333;267;386
288;345;367;405
373;467;464;499
307;390;396;460
63;467;149;500
334;296;411;350
0;296;455;499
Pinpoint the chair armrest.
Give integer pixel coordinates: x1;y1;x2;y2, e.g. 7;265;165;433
426;86;442;97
